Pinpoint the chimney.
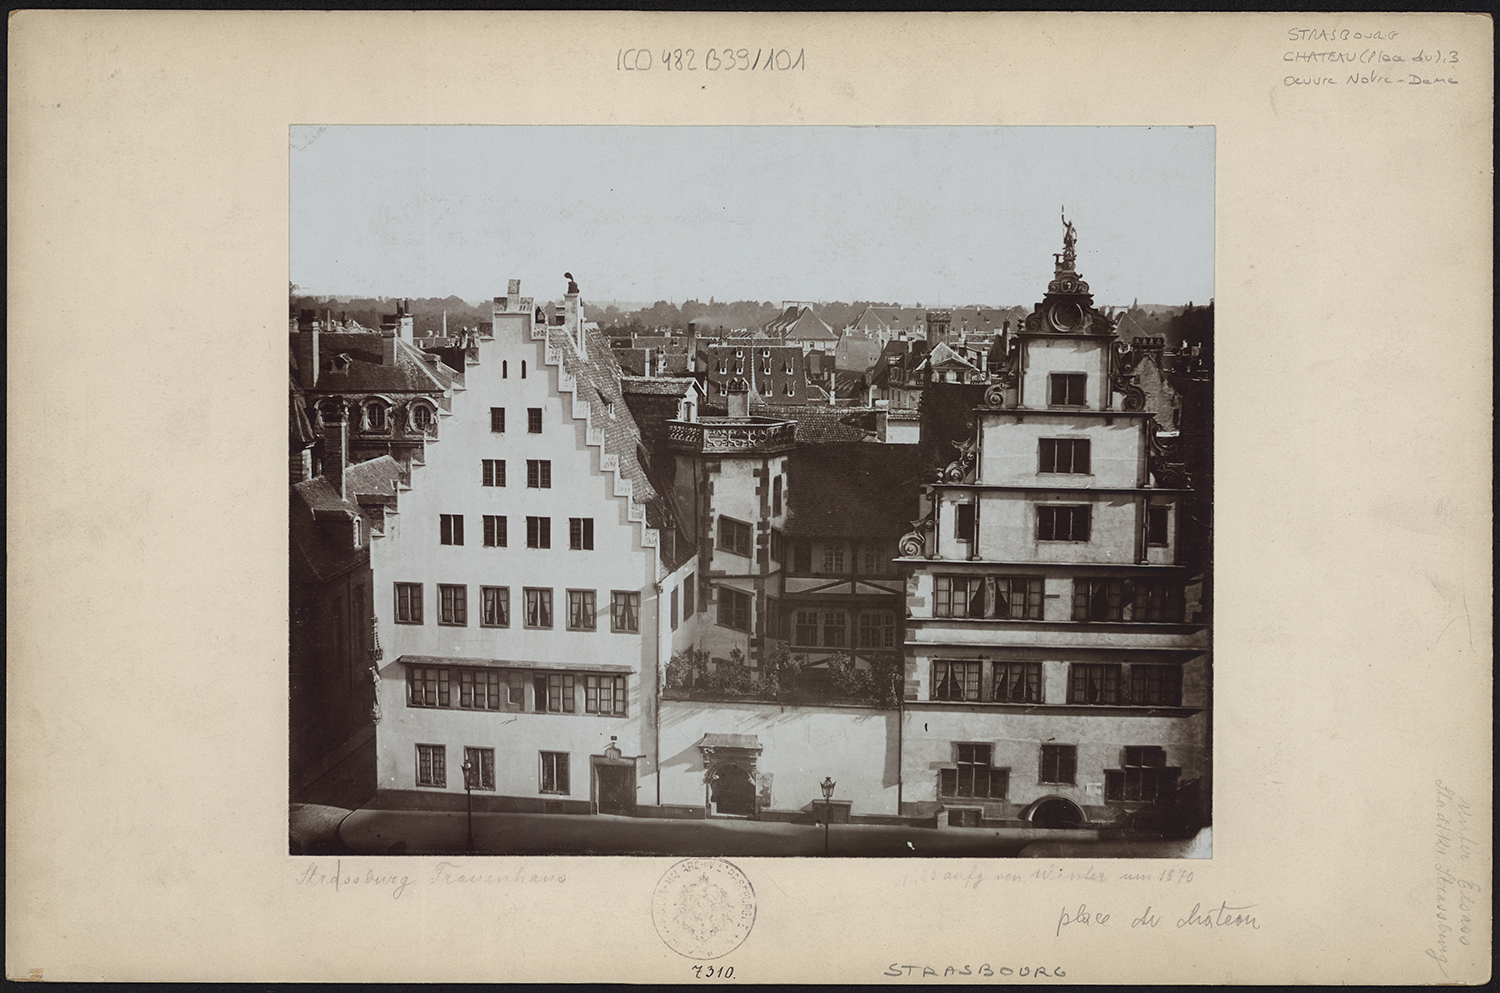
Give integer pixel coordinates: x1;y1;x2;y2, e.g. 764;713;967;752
322;403;348;498
296;310;320;389
727;379;750;418
442;309;447;338
564;279;583;355
399;300;414;343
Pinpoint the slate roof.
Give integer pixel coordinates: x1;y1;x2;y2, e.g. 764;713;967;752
851;305;927;333
783;443;924;539
924;341;981;373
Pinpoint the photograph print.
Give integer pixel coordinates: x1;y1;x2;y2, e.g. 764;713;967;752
288;125;1214;858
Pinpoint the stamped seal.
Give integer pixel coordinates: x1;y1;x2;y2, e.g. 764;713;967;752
651;857;757;960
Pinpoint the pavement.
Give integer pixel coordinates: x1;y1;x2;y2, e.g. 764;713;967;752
294;803;1114;857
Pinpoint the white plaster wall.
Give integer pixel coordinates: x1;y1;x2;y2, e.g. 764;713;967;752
978;412;1141;488
1018;337;1111;410
658;699;899;815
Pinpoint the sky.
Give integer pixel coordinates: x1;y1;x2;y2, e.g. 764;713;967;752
291;126;1213;308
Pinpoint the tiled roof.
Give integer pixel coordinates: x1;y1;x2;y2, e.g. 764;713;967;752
621;376;697;396
925;341;981;372
292;332;459;394
783;443;924;538
759;403;874;444
764;306;838;342
289;457;403;585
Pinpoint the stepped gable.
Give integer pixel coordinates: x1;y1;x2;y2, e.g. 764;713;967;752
783;443;924;539
544;323;665;531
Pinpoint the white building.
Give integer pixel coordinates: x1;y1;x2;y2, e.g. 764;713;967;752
897;234;1211;831
365;278;696;815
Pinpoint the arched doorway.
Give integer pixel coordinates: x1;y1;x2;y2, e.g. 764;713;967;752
1030;797;1086;829
709;764;756;817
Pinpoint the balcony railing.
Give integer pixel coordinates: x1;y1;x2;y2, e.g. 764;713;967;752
664;417;797;455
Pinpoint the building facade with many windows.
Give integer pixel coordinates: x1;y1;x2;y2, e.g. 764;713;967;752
897;235;1210;831
361;278;694;814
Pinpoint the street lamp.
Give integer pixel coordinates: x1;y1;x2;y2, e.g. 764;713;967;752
461;755;475;854
820;776;836;857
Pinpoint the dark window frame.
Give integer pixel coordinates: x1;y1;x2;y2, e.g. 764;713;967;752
463;746;496;790
992;661;1043;703
584;674;628;717
1048;373;1088;407
539;751;570;794
527;407;543;433
482;458;506;487
938;742;1008;799
1068;662;1123;704
482;514;507;548
566;589;597;631
1146;506;1170;547
931;660;982;701
490;407;505;433
416;743;446;787
1040;743;1078;785
569;517;594;550
611;590;641;633
716;587;751;633
716;516;753;558
1039;437;1092;474
480;586;510;627
437;583;467;626
1129;664;1183;706
526;459;552;489
523;587;554;629
1037;505;1090;542
394;582;423;624
440;513;465;546
526;516;551;549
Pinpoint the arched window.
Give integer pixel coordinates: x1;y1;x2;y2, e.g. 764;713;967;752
773;476;782;516
412;404;432;430
503;360;508;379
352;516;362;547
521;360;527;379
365;401;385;430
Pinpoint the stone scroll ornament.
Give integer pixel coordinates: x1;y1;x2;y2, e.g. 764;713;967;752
1109;339;1148;412
943;434;978;483
1145;417;1189;489
983;339;1021;407
898;515;934;558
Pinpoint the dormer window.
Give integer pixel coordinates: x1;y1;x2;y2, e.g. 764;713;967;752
365;401;386;431
410;403;434;432
785;382;795;396
717;360;728;375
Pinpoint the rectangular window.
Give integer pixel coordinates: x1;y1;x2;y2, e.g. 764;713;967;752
526;459;552;488
539;751;570;794
792;540;812;574
1146;506;1170;546
670;588;679;630
611;591;641;633
407;665;450;708
524;587;553;628
766;597;783;639
394;582;423;624
992;661;1043;703
537;673;575;713
931;660;981;701
1040;744;1078;785
482;514;508;548
863;542;888;575
1037;505;1090;542
440;513;464;545
821;545;846;573
438;584;467;626
526;516;551;548
584;675;628;716
955;503;976;541
769;528;784;564
993;576;1045;619
463;746;495;790
569;517;594;550
717;588;751;632
822;611;847;648
1068;663;1122;704
939;743;1008;799
490;407;505;433
1039;438;1092;474
858;611;898;649
1129;664;1183;706
480;586;509;627
1073;579;1183;622
527;407;543;433
682;574;695;615
716;516;753;558
458;668;504;711
1105;746;1170;804
794;610;820;647
934;575;984;619
416;744;446;787
1049;373;1087;406
482;458;506;486
567;589;597;631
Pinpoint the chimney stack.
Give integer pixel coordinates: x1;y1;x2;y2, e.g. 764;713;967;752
322;403;349;497
297;309;320;389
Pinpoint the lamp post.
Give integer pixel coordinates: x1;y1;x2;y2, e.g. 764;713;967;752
461;755;475;854
820;776;836;857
